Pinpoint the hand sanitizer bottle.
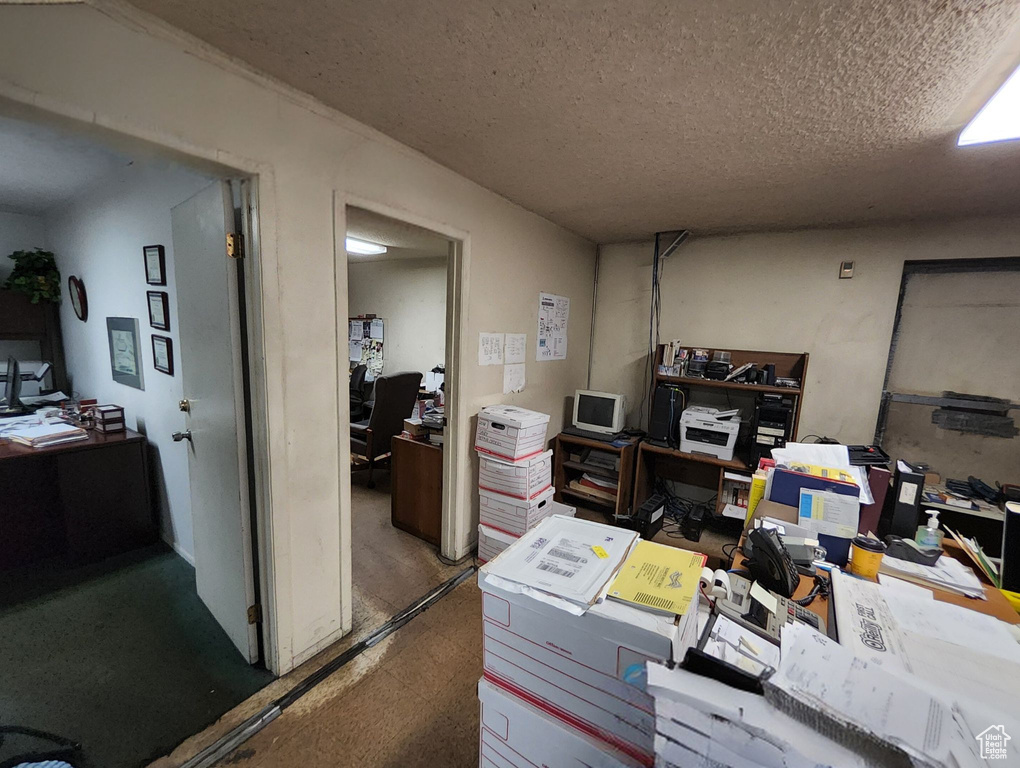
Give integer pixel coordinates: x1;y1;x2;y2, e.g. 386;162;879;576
915;509;943;549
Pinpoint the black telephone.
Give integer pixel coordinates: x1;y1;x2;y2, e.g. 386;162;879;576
746;527;800;598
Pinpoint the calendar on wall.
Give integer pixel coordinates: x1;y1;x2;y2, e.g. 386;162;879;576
349;317;384;379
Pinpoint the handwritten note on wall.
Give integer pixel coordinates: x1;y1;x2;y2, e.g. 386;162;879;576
478;332;504;366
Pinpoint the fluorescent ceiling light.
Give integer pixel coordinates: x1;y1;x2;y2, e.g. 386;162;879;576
959;64;1020;146
345;237;387;255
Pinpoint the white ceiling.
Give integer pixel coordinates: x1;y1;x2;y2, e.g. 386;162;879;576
0;114;133;216
126;1;1020;241
346;207;451;263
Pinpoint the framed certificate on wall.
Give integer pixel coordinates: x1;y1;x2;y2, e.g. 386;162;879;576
152;334;174;376
147;290;170;330
143;244;166;285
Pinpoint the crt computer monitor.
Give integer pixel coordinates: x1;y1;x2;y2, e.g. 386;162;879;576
572;389;626;435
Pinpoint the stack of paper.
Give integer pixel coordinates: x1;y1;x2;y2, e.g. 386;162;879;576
702;613;780;676
607;540;706;616
481;515;638;610
946;525;1000;587
4;422;88;448
772;442;874;506
646;660;873;768
832;568;1020;718
878;553;984;598
769;622;989;768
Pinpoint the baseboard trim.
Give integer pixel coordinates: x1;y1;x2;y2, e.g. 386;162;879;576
163;533;195;566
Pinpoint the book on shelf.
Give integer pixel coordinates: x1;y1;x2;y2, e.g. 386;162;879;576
578;473;618;495
567;479;617;502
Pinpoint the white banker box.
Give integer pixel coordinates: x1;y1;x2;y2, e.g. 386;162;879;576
475;405;550;461
478;486;556;535
478;678;642;768
477;449;552;500
477;501;575;563
478;517;698;765
477;524;516;564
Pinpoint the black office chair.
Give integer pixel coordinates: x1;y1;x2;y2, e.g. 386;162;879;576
350;371;422;488
349;364;368;421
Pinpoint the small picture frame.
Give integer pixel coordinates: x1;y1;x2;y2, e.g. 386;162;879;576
144;244;166;286
147;290;170;330
107;317;144;390
152;334;174;375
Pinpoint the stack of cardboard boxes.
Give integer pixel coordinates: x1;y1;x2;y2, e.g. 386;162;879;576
475;512;702;768
474;405;572;562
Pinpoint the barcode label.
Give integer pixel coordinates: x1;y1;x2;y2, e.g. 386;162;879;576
548;547;585;563
633;592;674;611
537;561;575;578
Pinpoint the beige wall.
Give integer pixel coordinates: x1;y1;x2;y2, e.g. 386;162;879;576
348;257;447;378
590;215;1020;445
47;163;213;565
0;3;595;672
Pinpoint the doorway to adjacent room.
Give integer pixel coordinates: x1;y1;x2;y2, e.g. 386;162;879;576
343;205;465;634
0;108;274;768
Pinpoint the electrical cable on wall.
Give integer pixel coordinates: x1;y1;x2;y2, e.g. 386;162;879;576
639;230;690;429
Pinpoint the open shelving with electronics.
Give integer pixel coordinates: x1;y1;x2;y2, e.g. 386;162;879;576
634;343;809;521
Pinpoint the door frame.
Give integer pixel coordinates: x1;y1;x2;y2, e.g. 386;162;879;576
0;96;277;670
334;193;469;631
235;177;276;671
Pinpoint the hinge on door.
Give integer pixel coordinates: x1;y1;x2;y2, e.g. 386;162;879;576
247;604;262;624
227;232;245;259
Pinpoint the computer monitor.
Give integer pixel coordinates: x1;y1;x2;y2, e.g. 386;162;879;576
1;357;22;412
572;390;626;435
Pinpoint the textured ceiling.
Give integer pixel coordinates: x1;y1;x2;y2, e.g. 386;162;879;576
127;0;1020;241
0;113;132;215
346;206;451;262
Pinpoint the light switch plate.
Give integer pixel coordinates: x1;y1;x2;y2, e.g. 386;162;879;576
839;260;855;279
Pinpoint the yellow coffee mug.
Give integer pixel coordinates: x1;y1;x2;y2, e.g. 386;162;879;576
849;536;886;579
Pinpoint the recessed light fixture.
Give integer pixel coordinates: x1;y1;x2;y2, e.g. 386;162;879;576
959;64;1020;146
345;237;387;255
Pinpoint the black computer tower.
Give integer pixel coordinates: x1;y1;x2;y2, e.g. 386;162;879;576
648;384;684;446
750;393;794;467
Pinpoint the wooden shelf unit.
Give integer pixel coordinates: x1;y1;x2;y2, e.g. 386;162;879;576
639;343;809;519
553;433;639;519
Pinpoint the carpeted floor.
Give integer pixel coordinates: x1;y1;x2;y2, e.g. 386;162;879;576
149;471;479;768
0;544;274;768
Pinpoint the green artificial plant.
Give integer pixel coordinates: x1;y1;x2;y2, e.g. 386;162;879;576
3;248;61;304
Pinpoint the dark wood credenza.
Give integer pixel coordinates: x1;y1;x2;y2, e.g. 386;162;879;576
0;428;155;570
390;434;442;546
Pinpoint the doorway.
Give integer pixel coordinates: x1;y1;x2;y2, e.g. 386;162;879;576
0;110;273;768
343;205;464;634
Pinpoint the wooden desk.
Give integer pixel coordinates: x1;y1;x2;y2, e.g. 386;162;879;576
730;538;1019;625
390;435;442;546
0;428;155;570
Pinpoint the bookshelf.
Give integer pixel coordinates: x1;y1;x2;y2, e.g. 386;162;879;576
553;433;639;519
638;343;809;520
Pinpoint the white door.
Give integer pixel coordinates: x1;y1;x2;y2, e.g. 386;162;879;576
172;180;258;662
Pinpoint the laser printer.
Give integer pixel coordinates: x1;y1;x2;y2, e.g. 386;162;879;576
679;406;741;461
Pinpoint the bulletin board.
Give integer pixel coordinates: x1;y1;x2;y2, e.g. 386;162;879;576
349;317;385;379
